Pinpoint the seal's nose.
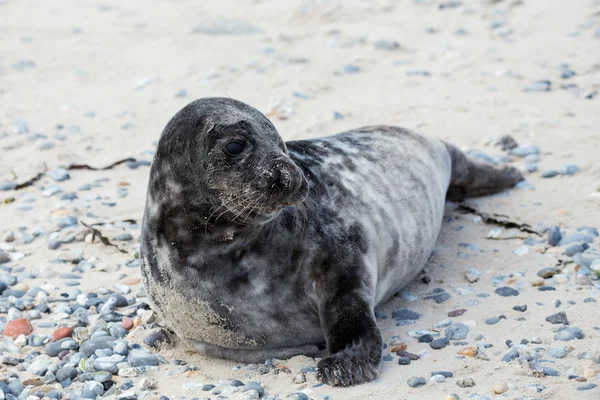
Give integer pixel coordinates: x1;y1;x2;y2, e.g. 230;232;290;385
268;158;308;205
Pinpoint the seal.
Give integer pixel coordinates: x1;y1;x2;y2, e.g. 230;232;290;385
140;97;523;386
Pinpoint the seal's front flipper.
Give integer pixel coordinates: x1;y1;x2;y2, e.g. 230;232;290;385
444;142;524;202
314;268;382;386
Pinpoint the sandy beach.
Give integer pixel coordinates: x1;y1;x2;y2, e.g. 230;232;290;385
1;0;599;399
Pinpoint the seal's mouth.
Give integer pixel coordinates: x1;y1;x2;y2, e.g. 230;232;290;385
219;171;308;225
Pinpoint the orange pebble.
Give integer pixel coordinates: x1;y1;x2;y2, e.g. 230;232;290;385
391;344;408;352
52;327;73;341
457;347;477;357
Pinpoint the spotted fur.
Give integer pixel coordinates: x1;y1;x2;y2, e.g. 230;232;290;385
140;98;523;386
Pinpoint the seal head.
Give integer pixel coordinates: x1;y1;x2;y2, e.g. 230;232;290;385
151;98;308;231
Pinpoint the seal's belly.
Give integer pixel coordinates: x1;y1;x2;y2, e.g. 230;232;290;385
142;252;324;350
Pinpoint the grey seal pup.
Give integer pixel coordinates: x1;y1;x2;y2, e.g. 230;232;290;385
140;97;523;386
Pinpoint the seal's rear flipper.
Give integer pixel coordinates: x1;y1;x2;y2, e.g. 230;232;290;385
444;142;524;202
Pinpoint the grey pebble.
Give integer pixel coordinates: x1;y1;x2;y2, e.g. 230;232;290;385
342;64;360;73
547;226;562;246
501;348;519;363
374;39;400;50
243;382;264;397
392;308;421;321
524;80;551;92
560;164;579;175
80;336;116;357
0;182;17;191
546;347;567;358
536;366;560;376
398;356;411;365
431;371;453;378
541;169;560;178
485;315;505;325
577;384;597;391
56;366;78;382
510;145;541;157
430;337;450;349
113;341;128;355
495;287;519;296
83;380;105;398
114;232;133;241
127;349;159;367
565;244;584;257
144;328;171;349
545;311;569;325
45;338;79;357
7;380;25;396
445;323;469;340
47;168;70;182
93;371;113;383
513;305;527;312
554;327;584;341
407;376;426;387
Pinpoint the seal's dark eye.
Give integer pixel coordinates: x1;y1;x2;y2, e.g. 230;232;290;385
224;141;245;156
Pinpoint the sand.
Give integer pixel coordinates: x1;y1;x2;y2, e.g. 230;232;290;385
1;0;599;399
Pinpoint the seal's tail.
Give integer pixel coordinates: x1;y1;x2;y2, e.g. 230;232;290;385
444;142;524;202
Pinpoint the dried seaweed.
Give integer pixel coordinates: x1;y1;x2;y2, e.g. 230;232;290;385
67;157;136;171
80;221;128;253
13;165;48;190
456;204;541;236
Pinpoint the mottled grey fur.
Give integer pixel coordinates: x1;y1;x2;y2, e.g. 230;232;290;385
140;97;523;386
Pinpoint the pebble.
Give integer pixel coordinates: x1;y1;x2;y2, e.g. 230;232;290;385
0;181;18;191
446;395;460;400
510;145;540;157
47;168;70;182
392;308;421;321
524;80;552;92
243;382;264;397
430;337;450;349
374;39;401;50
554;327;584;341
445;323;469;340
114;232;133;241
492;382;508;394
431;374;445;383
407;376;426;387
577;384;597;391
546;346;568;358
341;64;360;73
144;328;171;349
3;318;33;338
55;366;77;382
547;226;562;246
560;163;579;175
398;356;411;365
80;336;116;356
456;377;475;387
93;371;113;383
541;169;560;178
495;287;519;296
537;267;558;278
51;327;73;341
513;305;527;312
545;311;569;325
128;349;159;367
